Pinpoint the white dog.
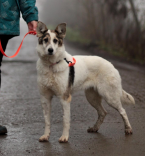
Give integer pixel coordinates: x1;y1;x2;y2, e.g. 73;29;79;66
36;22;135;143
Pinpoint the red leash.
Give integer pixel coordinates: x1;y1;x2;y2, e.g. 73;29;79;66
0;31;36;58
0;31;76;66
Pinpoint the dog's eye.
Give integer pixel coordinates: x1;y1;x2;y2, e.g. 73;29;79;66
44;38;48;42
53;39;58;44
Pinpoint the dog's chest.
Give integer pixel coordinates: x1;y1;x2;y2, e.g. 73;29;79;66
38;69;68;95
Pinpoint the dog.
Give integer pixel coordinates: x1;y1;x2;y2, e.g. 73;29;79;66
36;21;135;143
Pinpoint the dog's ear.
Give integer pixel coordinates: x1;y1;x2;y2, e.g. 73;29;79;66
55;23;66;39
36;21;48;37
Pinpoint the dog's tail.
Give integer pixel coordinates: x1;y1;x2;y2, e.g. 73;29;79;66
121;90;135;105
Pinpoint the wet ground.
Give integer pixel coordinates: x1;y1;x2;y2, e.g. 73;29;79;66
0;3;145;156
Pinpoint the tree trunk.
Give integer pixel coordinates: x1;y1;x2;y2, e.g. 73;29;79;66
128;0;141;38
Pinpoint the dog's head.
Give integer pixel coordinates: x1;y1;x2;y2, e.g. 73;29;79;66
36;21;66;57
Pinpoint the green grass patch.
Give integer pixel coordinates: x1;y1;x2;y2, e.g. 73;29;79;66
66;27;90;44
99;42;127;57
99;42;145;64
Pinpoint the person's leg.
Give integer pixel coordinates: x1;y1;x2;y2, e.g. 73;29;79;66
0;35;13;134
0;36;9;88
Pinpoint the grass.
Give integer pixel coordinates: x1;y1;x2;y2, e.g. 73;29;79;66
99;42;145;64
99;42;127;57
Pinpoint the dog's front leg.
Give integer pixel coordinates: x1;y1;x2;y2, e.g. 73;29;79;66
39;95;52;142
59;97;71;143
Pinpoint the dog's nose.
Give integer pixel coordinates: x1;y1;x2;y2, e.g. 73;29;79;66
48;48;53;55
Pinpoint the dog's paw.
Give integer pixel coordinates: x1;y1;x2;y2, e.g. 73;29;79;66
87;127;98;133
39;135;49;142
125;128;133;135
59;135;69;143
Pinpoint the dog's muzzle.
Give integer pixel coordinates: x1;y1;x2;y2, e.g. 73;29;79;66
48;48;53;55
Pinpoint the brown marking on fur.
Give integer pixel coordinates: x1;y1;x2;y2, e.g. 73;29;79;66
36;21;48;37
63;80;72;101
51;30;63;47
38;33;50;45
63;93;72;103
55;23;66;39
58;38;63;47
51;30;57;35
38;38;43;44
37;22;66;46
43;34;51;46
67;94;72;103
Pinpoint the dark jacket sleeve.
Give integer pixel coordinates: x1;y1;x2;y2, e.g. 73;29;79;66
18;0;38;23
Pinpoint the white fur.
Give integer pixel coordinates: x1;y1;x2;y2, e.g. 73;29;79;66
36;29;135;143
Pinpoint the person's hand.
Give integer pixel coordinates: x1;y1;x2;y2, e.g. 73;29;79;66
27;21;38;32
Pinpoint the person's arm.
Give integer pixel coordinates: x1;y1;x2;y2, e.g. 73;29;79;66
18;0;38;31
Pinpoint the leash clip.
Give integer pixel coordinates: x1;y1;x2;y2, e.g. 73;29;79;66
64;57;76;67
69;57;76;67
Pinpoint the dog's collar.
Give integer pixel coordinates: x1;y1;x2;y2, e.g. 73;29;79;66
49;60;60;68
49;57;76;68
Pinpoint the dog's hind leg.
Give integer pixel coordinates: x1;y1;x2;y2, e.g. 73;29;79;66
104;96;132;135
85;88;107;133
97;74;133;134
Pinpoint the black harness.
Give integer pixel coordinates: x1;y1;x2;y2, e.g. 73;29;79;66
64;58;75;87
